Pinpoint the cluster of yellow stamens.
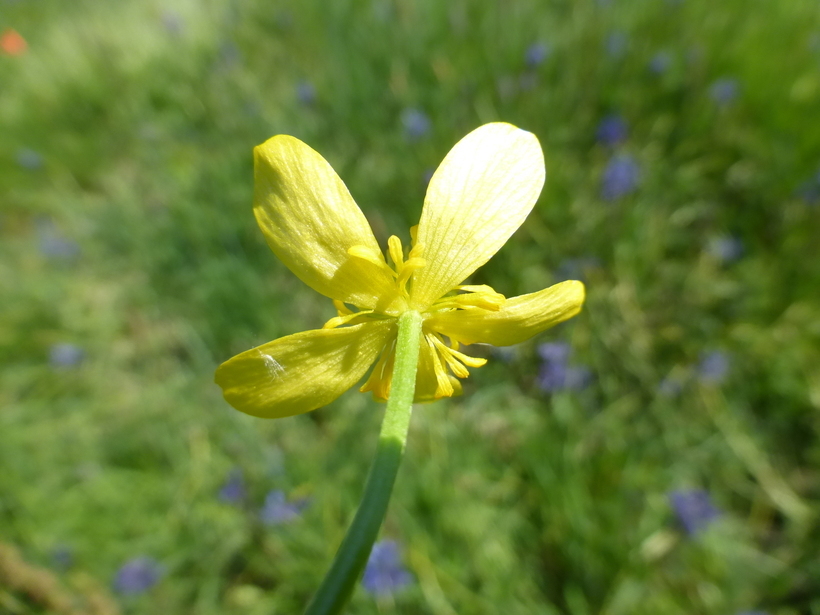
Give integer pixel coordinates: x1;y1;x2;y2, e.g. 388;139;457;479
321;230;507;401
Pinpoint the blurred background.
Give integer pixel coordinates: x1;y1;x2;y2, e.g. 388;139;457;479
2;0;820;613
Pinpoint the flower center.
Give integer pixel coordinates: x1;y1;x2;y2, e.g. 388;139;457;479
321;229;506;401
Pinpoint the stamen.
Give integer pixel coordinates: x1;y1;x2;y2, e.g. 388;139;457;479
409;225;419;246
427;336;454;398
323;309;374;329
432;286;506;311
333;299;353;316
387;235;404;269
360;338;396;400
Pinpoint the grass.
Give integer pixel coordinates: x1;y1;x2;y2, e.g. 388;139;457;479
2;0;820;613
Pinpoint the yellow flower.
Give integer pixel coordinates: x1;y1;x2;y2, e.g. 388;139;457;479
215;123;585;418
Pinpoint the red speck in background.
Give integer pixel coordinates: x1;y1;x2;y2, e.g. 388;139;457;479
1;29;28;56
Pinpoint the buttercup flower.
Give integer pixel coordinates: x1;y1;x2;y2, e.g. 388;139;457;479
215;123;585;418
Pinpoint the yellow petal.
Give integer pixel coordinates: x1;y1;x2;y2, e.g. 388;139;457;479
253;135;402;313
410;123;545;309
215;320;395;418
426;280;585;346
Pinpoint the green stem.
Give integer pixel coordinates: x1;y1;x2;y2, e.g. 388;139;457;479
304;310;422;615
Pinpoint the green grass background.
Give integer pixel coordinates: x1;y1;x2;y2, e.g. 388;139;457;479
2;0;820;613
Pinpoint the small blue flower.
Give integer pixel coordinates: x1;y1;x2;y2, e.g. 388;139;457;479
16;148;42;171
113;556;162;595
796;170;820;205
218;468;246;504
538;342;571;365
657;375;683;397
709;77;739;106
649;51;672;75
51;545;74;571
669;489;720;535
596;114;628;147
524;42;550;68
697;351;730;384
36;220;80;261
605;31;628;58
49;343;85;369
537;343;591;392
401;108;431;141
295;80;316;106
259;490;307;525
362;540;412;597
601;154;640;201
707;235;744;263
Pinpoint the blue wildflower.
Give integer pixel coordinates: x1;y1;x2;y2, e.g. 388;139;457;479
796;170;820;205
538;342;571;364
113;557;162;595
401;108;431;141
16;148;42;171
596;114;628;147
605;31;628;58
51;545;74;571
697;351;730;384
649;51;672;75
295;80;316;106
707;235;744;263
657;375;683;397
601;154;640;201
362;540;412;597
260;490;307;525
709;78;739;106
36;220;80;261
537;342;591;392
668;489;720;535
218;468;246;504
524;42;550;68
49;343;85;369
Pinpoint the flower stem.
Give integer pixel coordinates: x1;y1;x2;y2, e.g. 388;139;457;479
303;310;422;615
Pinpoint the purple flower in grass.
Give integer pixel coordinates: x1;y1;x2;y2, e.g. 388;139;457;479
710;78;739;106
401;108;431;141
605;31;628;58
596;114;628;147
669;489;720;535
601;154;639;201
218;468;246;504
260;490;308;525
707;235;743;263
49;343;85;369
538;342;571;364
649;51;672;75
51;545;74;571
537;342;591;392
697;351;729;384
37;220;80;261
295;80;316;106
796;170;820;205
114;556;162;595
16;148;42;170
524;42;550;68
362;540;412;597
